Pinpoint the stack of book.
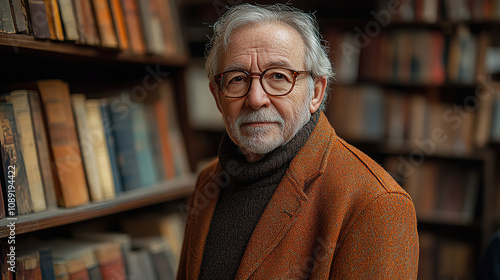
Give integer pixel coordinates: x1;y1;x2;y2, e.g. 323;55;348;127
0;78;190;217
0;0;185;57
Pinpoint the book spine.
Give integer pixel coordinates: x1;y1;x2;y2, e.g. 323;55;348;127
37;80;89;207
0;103;33;215
131;104;158;187
57;0;79;40
38;248;56;280
91;0;118;48
26;0;51;38
100;100;122;194
0;0;16;33
49;0;65;40
71;94;104;202
28;90;58;209
71;0;100;45
109;101;140;191
8;91;47;213
108;0;128;50
120;0;145;54
85;99;115;200
9;0;29;33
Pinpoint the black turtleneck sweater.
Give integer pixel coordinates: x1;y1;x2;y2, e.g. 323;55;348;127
199;112;320;280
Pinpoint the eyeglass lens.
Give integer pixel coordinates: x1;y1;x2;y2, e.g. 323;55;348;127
221;68;295;97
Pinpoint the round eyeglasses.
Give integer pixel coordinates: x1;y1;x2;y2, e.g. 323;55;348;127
214;67;311;98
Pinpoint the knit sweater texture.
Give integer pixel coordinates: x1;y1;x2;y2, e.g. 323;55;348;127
199;112;320;279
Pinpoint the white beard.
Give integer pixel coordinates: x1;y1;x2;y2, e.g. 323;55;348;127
224;92;312;156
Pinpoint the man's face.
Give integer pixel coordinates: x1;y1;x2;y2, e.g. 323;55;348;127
211;22;320;161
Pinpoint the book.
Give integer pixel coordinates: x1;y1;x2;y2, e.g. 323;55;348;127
0;103;33;215
108;0;129;50
145;99;166;181
71;94;104;202
28;90;58;209
136;0;165;55
158;80;190;176
6;90;47;213
120;0;146;54
57;0;79;40
99;99;122;195
109;97;140;191
131;102;158;187
92;240;126;280
131;236;176;280
125;248;157;280
85;99;116;200
45;0;65;40
0;0;16;33
16;251;43;280
72;0;100;45
155;0;182;56
153;96;176;179
37;79;89;207
26;0;51;38
0;241;14;280
417;231;436;280
10;0;29;33
90;0;118;48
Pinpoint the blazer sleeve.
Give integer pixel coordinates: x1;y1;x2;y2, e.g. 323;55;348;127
330;192;419;279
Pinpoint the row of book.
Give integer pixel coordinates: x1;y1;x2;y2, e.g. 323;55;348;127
0;209;184;280
326;26;497;85
0;0;184;56
384;156;481;223
0;78;190;217
377;0;500;23
417;231;476;280
327;85;492;154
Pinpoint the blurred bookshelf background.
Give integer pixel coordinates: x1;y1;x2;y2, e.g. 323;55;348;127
1;0;500;279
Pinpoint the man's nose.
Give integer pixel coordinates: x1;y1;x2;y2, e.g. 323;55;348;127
245;77;271;110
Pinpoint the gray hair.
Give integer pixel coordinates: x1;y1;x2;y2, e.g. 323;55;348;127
205;3;335;110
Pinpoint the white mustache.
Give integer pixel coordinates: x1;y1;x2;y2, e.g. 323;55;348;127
235;109;284;127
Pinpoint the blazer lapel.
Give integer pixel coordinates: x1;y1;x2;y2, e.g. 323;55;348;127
234;112;334;279
185;166;222;279
234;174;308;279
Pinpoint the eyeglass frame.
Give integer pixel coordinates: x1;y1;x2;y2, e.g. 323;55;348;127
213;67;311;98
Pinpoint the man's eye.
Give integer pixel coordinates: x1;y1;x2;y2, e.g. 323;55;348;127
273;73;285;80
230;76;245;83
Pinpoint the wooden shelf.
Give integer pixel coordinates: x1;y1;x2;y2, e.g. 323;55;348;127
0;33;189;66
0;174;196;238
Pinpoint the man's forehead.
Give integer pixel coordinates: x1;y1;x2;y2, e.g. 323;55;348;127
222;61;293;72
220;23;305;71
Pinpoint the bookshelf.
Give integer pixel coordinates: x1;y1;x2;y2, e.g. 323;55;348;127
0;174;196;237
0;0;194;278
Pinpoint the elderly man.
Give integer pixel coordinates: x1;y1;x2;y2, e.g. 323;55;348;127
178;3;419;279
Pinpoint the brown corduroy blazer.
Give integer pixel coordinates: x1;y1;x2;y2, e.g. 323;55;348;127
177;112;419;279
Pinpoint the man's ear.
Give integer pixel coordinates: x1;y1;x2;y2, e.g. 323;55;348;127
310;77;327;114
209;81;223;113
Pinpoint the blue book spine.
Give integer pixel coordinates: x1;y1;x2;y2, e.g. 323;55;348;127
109;100;141;191
100;100;124;194
38;248;56;280
131;104;158;187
